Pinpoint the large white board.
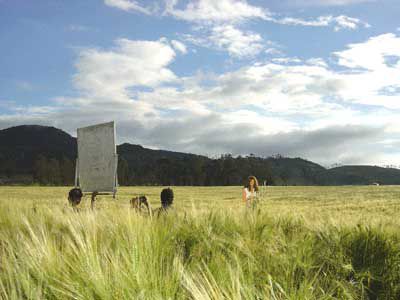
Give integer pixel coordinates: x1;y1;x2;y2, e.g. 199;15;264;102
77;121;118;193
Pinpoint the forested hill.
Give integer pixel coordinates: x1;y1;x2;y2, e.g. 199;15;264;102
1;125;400;186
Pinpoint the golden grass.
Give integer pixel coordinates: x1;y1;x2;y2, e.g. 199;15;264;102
1;185;400;299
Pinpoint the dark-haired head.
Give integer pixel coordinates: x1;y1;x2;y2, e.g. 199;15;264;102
160;187;174;208
68;187;83;206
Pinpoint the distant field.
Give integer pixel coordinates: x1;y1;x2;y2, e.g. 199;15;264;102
2;185;400;227
1;186;400;299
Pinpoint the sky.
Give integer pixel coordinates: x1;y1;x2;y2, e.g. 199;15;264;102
0;0;400;167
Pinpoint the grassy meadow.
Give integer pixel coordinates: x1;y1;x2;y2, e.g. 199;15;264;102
1;185;400;299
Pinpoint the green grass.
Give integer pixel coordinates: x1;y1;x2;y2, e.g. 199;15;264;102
1;186;400;299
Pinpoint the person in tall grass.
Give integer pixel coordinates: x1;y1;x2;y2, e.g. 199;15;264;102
68;187;83;208
130;188;174;217
242;175;259;208
130;195;151;215
152;187;174;217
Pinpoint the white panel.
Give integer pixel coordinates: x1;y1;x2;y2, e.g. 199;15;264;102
77;121;117;193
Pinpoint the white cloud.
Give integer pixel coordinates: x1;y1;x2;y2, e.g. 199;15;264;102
103;0;272;58
3;33;400;165
183;25;268;58
265;48;283;55
210;25;264;57
331;33;400;109
170;40;187;54
104;0;155;14
31;34;400;116
163;0;369;30
104;0;369;59
306;58;328;67
166;1;368;57
334;33;400;70
276;15;333;26
272;15;370;31
165;1;271;58
164;0;269;24
200;62;341;114
271;57;302;64
333;15;370;31
73;38;177;100
184;24;264;58
107;0;370;33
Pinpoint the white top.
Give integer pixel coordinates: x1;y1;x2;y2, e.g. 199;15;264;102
244;188;257;199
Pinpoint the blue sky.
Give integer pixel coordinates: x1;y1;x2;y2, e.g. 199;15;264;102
0;0;400;166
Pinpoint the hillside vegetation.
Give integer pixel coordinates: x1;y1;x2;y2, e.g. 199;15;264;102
1;125;400;186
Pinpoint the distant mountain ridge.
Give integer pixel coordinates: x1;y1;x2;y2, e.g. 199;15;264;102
319;165;400;186
0;125;76;175
1;125;399;186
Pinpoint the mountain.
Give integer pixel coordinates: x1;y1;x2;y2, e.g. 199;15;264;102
116;143;209;185
318;166;400;185
0;125;399;186
0;125;76;183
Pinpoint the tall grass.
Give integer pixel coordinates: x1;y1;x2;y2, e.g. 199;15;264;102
1;186;400;299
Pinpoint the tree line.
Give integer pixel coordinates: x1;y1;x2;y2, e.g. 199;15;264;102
3;152;398;186
33;155;75;185
29;154;277;186
2;125;399;186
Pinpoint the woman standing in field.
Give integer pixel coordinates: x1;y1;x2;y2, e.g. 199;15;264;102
242;175;259;208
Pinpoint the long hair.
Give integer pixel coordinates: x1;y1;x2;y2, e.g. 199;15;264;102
244;175;259;192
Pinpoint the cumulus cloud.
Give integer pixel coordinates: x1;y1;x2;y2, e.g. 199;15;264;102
106;0;370;32
163;0;369;31
332;33;400;109
164;0;269;24
2;33;400;165
104;0;369;59
334;33;400;70
209;25;263;57
183;24;264;58
72;38;177;100
165;0;271;58
165;0;368;58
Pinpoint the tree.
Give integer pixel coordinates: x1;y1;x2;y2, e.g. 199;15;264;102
34;155;49;184
47;158;62;185
60;157;74;185
118;157;129;185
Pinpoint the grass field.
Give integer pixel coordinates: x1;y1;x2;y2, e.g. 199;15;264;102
1;186;400;299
